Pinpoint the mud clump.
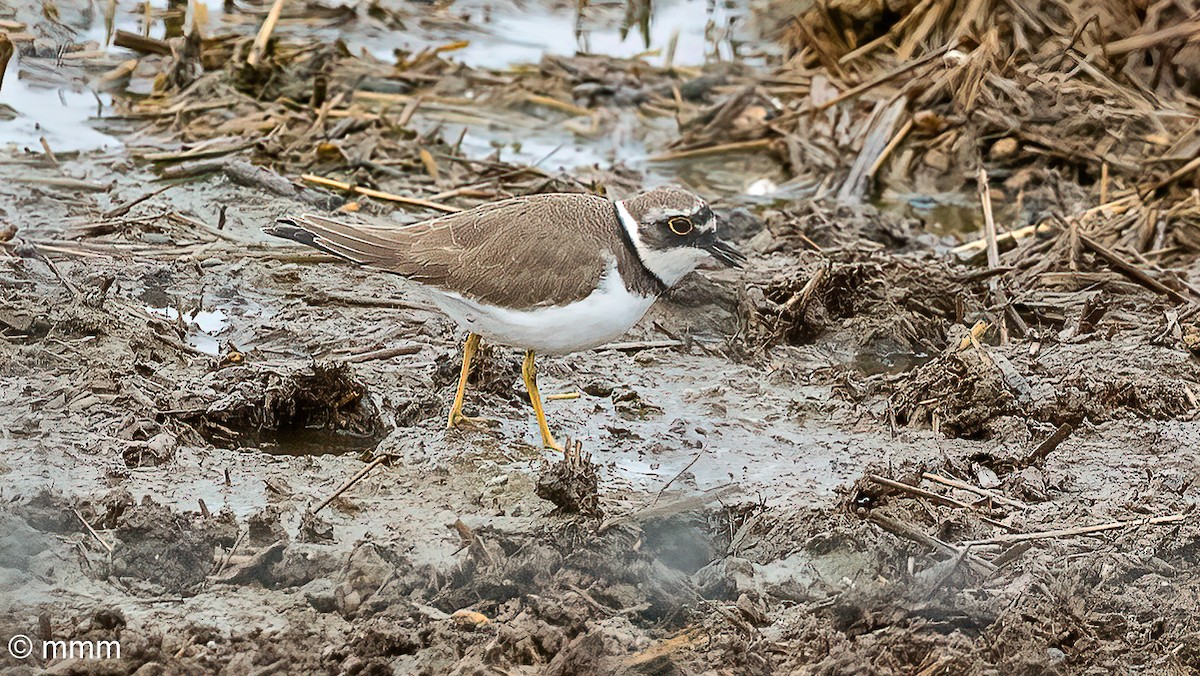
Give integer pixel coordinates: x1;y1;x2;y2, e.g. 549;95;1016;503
1045;376;1194;425
745;251;984;358
177;362;386;451
890;338;1019;438
432;342;521;401
891;337;1200;437
110;498;236;594
762;202;923;251
469;342;523;400
535;443;603;517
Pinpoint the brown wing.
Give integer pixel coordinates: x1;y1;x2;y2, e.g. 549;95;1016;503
266;193;620;309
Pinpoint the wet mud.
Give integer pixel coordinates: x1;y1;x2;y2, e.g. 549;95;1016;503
3;0;1200;674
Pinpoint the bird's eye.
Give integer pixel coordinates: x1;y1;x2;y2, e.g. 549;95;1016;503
668;217;693;236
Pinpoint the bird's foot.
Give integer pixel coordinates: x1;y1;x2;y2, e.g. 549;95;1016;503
541;434;564;453
447;412;495;429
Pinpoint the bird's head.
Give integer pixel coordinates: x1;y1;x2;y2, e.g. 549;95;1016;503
616;186;746;287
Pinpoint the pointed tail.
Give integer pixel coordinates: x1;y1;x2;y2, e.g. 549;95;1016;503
264;214;405;268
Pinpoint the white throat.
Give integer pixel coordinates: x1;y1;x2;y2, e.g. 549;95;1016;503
615;200;709;288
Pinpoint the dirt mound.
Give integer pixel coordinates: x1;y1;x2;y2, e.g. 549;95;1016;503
744;250;985;357
11;491;238;595
536;443;604;517
111;500;231;594
174;362;386;452
890;333;1019;438
891;334;1200;438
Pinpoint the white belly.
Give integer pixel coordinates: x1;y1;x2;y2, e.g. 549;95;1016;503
423;264;657;355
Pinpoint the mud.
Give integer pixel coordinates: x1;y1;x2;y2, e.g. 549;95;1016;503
3;0;1200;674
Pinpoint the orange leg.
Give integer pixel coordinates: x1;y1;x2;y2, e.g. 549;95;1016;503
522;350;563;452
447;333;484;429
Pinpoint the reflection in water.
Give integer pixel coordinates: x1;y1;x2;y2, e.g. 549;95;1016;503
875;192;990;237
852;348;932;376
439;0;754;68
651;149;793;200
145;305;228;355
0;56;118;152
18;0;776;194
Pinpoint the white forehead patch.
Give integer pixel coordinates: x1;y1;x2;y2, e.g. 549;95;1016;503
639;203;709;225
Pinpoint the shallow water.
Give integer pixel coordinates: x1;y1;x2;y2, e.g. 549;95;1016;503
874;192;987;237
145;305;228;355
0;56;119;152
483;355;878;507
21;0;778;190
388;0;760;69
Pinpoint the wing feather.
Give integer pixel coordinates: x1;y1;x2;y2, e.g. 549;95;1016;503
265;194;620;309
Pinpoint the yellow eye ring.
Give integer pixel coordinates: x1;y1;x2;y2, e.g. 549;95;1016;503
668;217;693;236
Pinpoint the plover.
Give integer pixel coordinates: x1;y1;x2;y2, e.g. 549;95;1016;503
266;186;744;451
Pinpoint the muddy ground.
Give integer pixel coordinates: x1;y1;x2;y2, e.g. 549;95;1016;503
4;0;1200;674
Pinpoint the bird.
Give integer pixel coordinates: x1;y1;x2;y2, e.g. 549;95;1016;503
265;186;745;451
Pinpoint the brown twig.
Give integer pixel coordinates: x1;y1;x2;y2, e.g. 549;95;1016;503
104;183;180;219
978;166;1010;344
652;448;708;505
314;454;391;513
598;485;738;534
921;472;1028;510
301;174;461;213
962;513;1187;547
212;530;245;577
866;511;996;574
74;509;114;554
1078;233;1192;305
813;44;952;112
597;339;683;352
113;29;171;56
648;139;773;162
341;344;422;363
39;137;58;166
868;474;975;510
1018;423;1073;468
247;0;286;67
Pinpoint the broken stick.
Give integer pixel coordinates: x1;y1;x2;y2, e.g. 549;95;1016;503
113;29;171;56
301;174;462;213
962;513;1186;547
1078;234;1192;305
921;472;1028;510
1019;423;1073;468
314;454;390;513
247;0;286;67
867;511;996;574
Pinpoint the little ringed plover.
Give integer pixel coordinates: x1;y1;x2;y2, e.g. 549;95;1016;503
266;186;744;451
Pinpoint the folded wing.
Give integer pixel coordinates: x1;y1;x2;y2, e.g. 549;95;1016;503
266;194;618;309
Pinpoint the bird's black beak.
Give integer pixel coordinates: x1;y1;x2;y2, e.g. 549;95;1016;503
703;237;747;268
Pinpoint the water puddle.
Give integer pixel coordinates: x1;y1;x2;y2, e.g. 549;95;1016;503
874;192;988;237
145;305;228;355
88;0;763;69
852;348;932;376
374;0;765;69
603;416;855;507
421;108;643;171
256;428;384;457
55;0;781;188
0;55;119;152
503;362;880;506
